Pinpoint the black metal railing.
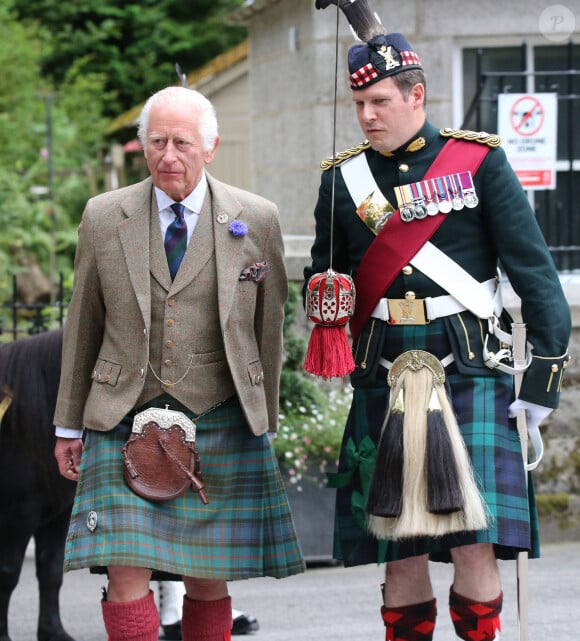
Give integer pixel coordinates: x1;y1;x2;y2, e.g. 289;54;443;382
463;42;579;272
0;273;67;341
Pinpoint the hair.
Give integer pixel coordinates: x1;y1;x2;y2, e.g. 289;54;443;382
137;86;219;152
393;68;428;108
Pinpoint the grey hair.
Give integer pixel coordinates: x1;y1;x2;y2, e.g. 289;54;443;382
137;86;219;152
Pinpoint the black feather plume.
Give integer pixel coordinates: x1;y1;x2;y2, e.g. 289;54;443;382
315;0;387;42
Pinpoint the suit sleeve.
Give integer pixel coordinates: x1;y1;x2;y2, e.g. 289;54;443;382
53;201;106;429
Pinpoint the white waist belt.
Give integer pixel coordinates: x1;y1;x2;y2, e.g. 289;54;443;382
370;278;497;323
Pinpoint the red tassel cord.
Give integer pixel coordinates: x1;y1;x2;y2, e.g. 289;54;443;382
303;324;355;379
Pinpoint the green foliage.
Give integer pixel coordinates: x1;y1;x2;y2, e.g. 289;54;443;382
0;0;108;304
535;436;580;494
0;2;49;174
276;282;351;478
11;0;247;117
536;493;578;530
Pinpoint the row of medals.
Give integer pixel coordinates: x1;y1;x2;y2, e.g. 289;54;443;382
394;170;479;222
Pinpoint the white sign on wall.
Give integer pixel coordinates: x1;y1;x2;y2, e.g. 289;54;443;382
497;92;558;190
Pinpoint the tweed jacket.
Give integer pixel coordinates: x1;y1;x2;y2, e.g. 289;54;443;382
54;172;287;435
305;121;571;408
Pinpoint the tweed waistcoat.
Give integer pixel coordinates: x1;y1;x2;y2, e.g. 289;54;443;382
135;194;236;414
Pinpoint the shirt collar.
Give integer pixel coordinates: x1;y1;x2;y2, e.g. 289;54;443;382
154;172;208;214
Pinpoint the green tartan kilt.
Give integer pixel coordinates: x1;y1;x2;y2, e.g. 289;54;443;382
64;396;305;580
333;320;540;566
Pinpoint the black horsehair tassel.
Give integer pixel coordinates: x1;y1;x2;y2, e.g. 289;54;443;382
366;386;404;517
425;384;464;514
315;0;387;42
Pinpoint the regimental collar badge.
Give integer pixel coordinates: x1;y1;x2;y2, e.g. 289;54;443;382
380;136;426;158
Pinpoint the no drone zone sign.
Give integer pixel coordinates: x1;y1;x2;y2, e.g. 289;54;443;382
497;93;558;190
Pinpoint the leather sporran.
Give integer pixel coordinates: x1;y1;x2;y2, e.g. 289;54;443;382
122;407;209;504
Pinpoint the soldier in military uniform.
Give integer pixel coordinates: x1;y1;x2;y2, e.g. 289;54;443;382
304;16;570;641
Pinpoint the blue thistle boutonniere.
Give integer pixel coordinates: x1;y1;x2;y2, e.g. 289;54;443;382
229;220;248;237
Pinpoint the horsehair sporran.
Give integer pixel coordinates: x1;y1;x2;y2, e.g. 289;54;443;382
368;362;489;540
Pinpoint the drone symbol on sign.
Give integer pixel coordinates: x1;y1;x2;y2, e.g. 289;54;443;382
509;95;545;137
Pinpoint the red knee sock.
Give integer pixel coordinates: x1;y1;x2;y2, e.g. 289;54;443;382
101;590;159;641
449;587;502;641
381;598;437;641
182;595;233;641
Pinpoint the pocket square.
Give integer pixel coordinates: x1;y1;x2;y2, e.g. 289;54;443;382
239;261;269;282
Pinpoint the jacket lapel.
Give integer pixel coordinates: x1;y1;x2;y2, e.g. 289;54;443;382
118;179;154;327
208;174;245;330
149;199;172;290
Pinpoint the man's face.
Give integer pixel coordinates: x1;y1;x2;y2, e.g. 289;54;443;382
352;76;425;154
144;102;218;201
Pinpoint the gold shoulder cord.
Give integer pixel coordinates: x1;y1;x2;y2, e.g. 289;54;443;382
440;128;502;148
320;141;372;171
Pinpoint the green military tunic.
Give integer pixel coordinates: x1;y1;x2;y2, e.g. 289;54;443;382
306;121;570;406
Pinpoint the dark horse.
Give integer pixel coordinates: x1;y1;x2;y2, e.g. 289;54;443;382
0;328;76;641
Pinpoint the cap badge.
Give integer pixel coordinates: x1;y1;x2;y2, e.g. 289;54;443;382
378;45;400;71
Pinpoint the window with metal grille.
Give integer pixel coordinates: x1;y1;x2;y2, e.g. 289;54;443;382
462;42;580;271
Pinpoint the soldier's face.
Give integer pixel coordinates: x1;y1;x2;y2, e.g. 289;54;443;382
353;77;425;154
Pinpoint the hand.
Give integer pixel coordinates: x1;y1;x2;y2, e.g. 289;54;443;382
54;436;83;481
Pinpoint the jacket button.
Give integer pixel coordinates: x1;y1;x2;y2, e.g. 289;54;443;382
402;265;413;275
167;319;175;327
166;340;173;348
167;298;175;307
164;360;173;367
399;163;410;173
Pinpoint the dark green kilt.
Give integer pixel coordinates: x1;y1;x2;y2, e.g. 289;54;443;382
64;396;305;580
332;320;539;566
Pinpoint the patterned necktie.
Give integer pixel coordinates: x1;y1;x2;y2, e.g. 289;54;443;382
165;203;188;280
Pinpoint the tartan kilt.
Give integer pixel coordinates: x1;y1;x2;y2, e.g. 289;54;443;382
64;396;305;580
332;319;540;566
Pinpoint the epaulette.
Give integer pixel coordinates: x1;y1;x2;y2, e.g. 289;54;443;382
440;128;501;148
320;141;371;171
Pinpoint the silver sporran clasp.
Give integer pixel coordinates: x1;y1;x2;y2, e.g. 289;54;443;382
131;405;197;442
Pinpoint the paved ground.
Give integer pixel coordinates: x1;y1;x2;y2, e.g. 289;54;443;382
7;541;579;641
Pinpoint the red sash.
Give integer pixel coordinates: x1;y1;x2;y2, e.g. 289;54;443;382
350;138;491;341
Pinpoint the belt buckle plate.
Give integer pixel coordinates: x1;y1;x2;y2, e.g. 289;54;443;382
387;292;428;325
